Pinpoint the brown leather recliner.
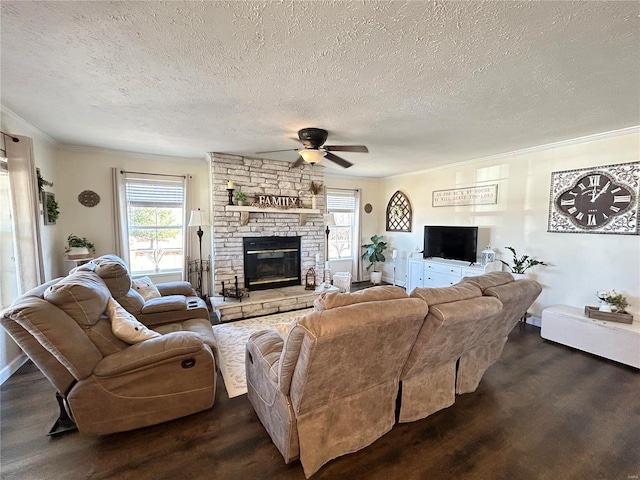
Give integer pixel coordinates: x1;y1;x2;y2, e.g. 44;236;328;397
1;269;216;435
90;254;209;326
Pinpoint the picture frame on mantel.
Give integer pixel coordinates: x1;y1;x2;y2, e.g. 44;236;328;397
548;161;639;235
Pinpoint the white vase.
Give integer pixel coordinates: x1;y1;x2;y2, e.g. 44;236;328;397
599;302;613;312
311;195;317;210
370;271;382;284
511;272;526;280
67;247;90;259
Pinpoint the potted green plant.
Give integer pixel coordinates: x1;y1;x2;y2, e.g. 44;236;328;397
233;192;248;206
500;246;547;276
65;234;96;259
361;234;387;284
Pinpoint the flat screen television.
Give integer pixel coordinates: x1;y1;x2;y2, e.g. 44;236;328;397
423;225;478;264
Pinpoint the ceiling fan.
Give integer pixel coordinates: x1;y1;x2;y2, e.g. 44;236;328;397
256;128;368;168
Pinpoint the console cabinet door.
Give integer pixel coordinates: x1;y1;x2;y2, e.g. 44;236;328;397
406;259;424;294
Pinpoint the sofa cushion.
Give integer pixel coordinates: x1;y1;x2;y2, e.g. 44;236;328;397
132;276;162;301
461;271;514;291
107;298;161;344
313;285;407;311
44;271;111;327
410;282;481;306
92;254;132;297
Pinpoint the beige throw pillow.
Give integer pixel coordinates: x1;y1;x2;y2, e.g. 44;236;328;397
133;276;161;301
274;321;295;339
107;297;161;344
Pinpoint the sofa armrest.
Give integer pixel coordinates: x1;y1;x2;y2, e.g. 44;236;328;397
94;332;204;377
140;295;187;313
156;281;197;296
246;329;284;405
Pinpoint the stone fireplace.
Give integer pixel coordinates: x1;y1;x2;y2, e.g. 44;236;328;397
209;153;325;294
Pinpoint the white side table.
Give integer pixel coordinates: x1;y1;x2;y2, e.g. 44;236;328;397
64;257;93;274
541;305;639;369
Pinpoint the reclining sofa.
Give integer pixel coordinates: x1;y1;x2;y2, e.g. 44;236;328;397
2;256;217;435
246;275;541;477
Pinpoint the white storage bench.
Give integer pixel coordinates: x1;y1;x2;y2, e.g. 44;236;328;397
541;305;639;369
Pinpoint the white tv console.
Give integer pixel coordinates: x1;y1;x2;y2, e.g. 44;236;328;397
405;257;501;294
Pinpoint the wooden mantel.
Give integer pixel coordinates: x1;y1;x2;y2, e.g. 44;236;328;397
225;205;321;226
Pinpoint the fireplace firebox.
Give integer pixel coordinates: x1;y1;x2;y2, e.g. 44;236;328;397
243;236;301;291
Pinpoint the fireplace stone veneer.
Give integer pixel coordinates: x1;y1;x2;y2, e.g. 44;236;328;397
210;153;325;294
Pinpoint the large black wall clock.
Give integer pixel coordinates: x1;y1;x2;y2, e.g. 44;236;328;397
548;161;639;235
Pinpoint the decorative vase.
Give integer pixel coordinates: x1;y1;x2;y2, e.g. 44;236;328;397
311;195;317;210
370;271;382;284
511;272;526;280
599;302;613;313
67;247;90;259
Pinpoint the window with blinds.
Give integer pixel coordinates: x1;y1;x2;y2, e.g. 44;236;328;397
326;190;357;260
125;177;185;274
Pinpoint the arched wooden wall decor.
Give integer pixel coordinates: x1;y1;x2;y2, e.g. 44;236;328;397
386;190;412;232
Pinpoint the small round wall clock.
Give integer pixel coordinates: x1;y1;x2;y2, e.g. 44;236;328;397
548;161;639;235
78;190;100;207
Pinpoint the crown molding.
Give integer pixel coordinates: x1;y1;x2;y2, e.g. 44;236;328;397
58;143;208;164
0;105;57;144
387;125;640;180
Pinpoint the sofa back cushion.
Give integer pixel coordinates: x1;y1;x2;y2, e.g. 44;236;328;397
6;284;104;381
410;282;481;306
483;278;542;337
401;295;502;378
92;254;133;297
313;285;407;311
282;297;428;414
44;271;111;327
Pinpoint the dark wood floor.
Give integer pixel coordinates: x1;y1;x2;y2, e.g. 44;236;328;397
2;323;639;480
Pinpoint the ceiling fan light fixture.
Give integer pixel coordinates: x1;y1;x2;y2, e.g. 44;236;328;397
299;148;326;164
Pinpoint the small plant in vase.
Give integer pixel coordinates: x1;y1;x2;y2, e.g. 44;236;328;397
65;234;96;259
500;246;547;275
596;290;629;313
233;192;248;206
361;234;387;284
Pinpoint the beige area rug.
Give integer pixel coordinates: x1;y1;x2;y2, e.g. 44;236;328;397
212;308;313;398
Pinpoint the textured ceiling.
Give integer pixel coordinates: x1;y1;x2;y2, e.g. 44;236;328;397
1;1;638;178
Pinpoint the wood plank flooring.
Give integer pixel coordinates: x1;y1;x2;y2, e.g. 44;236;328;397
1;323;639;480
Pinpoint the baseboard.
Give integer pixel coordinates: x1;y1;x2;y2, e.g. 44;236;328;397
0;353;29;385
525;316;541;328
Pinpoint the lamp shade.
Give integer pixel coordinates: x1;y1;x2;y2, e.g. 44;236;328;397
299;148;326;164
324;213;336;226
188;209;210;227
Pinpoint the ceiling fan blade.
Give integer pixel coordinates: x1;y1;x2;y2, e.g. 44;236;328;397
324;145;369;153
325;152;353;168
255;148;299;154
292;156;305;168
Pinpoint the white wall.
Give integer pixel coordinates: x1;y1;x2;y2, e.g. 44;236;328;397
1;108;58;383
53;146;210;279
378;128;640;318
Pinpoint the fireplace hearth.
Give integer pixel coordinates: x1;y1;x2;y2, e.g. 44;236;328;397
243;236;301;291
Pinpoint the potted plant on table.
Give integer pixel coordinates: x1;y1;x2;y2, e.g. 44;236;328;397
500;246;547;277
596;290;629;313
65;234;96;259
361;234;387;284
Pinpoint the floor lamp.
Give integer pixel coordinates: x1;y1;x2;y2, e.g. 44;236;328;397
188;208;210;299
324;213;336;287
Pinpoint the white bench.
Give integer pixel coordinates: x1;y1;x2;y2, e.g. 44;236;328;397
541;305;639;369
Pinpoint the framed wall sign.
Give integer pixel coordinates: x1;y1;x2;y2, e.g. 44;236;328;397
548;161;639;235
432;184;498;207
